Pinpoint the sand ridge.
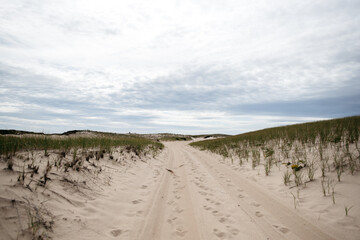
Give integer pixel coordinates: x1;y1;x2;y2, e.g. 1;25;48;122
1;140;359;239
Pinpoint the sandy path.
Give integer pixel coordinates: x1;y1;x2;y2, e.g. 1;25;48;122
137;141;336;240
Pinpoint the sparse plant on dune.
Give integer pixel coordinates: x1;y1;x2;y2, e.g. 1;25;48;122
345;142;357;175
28;161;39;176
7;158;14;171
264;158;271;176
321;178;327;197
307;159;316;181
326;177;335;196
27;204;52;239
28;208;41;238
18;164;26;184
345;205;353;216
264;148;274;176
73;148;77;163
251;149;261;169
294;170;304;187
283;170;291;186
238;156;243;166
320;160;327;178
39;161;52;186
331;182;337;204
333;151;345;182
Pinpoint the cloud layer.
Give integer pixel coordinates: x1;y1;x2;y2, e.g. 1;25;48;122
1;0;359;134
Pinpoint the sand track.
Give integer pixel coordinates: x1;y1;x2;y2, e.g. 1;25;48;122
136;141;336;240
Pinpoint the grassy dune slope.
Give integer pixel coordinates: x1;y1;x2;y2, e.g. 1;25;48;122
0;132;164;159
190;116;360;239
191;116;360;157
0;132;163;239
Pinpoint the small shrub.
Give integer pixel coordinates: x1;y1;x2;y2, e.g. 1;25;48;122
283;170;291;186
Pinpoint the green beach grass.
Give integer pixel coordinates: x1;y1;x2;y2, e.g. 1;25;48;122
190;116;360;157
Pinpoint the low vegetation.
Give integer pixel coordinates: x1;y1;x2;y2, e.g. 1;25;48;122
0;134;164;159
0;131;164;238
191;116;359;153
191;116;360;196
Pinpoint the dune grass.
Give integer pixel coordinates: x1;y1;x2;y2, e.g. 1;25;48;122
0;134;164;159
191;116;360;191
190;116;360;156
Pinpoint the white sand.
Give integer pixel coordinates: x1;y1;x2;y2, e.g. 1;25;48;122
1;140;359;239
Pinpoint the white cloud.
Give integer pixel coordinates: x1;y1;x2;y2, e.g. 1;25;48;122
0;0;359;133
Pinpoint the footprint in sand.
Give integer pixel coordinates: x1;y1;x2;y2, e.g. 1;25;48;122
167;216;178;224
238;194;245;198
251;202;261;207
279;227;290;234
273;225;290;234
218;217;227;223
230;228;240;235
203;205;212;211
212;210;222;217
213;228;226;239
255;211;263;217
141;185;147;189
212;210;218;214
132;199;142;204
175;207;184;213
198;191;208;196
175;227;187;237
110;229;122;237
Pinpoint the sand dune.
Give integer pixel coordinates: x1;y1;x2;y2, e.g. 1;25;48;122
1;140;359;239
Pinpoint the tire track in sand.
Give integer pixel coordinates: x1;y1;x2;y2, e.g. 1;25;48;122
136;141;335;240
183;142;336;240
136;142;200;240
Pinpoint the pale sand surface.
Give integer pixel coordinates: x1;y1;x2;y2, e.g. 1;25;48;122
1;141;359;239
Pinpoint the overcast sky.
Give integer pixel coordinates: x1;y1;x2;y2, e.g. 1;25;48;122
0;0;359;134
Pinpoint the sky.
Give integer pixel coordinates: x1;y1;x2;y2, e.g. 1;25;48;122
0;0;359;134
